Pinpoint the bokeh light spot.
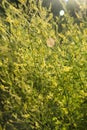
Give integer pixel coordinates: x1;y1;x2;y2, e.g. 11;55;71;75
59;10;65;16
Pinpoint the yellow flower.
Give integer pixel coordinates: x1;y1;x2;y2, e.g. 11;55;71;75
63;66;72;72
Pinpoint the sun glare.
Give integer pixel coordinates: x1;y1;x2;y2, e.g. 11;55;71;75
59;10;65;16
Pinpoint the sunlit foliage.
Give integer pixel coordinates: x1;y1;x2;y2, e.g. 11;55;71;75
0;0;87;130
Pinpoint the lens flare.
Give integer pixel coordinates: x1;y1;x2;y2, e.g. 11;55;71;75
59;10;65;16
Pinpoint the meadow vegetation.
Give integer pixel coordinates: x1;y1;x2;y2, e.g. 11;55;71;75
0;0;87;130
